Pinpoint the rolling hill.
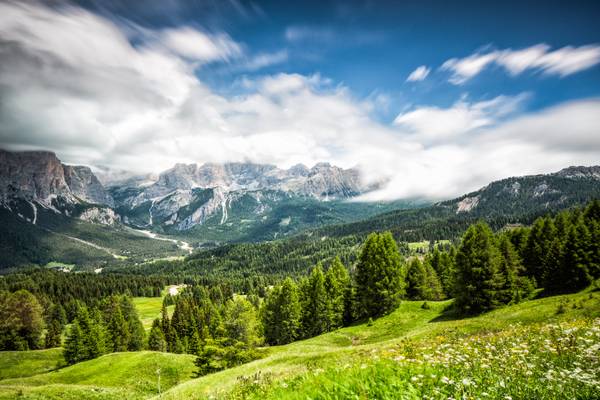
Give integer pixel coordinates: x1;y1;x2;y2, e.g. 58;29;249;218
1;289;598;399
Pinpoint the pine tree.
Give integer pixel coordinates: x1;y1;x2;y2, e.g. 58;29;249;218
120;296;145;351
406;258;427;300
262;278;301;345
324;257;350;330
223;297;260;346
497;234;531;303
107;306;129;352
45;319;62;348
423;261;444;301
300;264;328;338
583;200;600;279
355;232;405;319
522;217;556;285
148;319;167;352
556;220;593;292
454;222;505;314
63;321;84;364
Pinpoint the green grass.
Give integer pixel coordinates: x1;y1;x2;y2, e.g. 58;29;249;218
407;240;451;252
133;297;174;331
0;352;195;400
1;291;598;399
132;286;177;331
0;349;65;380
158;291;600;399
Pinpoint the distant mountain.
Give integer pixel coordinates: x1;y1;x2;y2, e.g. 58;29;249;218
315;166;600;240
1;147;598;270
109;161;373;233
0;149;408;267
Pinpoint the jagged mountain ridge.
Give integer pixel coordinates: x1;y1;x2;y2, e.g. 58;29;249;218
109;160;368;232
0;149;374;235
0;150;116;227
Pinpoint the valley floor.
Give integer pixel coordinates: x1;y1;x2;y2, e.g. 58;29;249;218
0;290;598;399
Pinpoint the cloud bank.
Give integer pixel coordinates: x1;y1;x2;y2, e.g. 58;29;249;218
0;1;599;200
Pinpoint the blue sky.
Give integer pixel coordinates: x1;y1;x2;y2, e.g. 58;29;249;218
76;0;600;117
0;0;599;199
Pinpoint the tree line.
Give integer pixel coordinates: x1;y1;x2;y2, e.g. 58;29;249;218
1;201;597;377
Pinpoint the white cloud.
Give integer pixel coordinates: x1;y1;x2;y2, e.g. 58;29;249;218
442;44;600;84
406;66;430;82
393;94;528;141
0;2;598;201
442;52;497;84
159;27;242;62
241;50;288;71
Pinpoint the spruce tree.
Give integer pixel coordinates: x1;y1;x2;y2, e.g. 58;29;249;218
262;278;301;345
423;261;444;301
355;232;405;319
148;319;167;352
300;264;328;338
454;222;505;314
556;220;593;292
324;257;350;330
45;319;62;348
63;321;84;364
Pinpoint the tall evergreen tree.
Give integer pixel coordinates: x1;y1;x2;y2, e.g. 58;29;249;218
355;232;405;319
45;319;62;348
223;297;260;346
324;257;350;330
262;278;301;345
554;220;593;292
300;264;329;338
454;222;505;314
148;318;167;352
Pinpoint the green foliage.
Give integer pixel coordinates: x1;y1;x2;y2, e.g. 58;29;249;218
224;297;261;346
454;222;505;314
148;319;167;352
300;265;329;337
355;232;406;319
0;289;44;350
262;278;302;345
324;257;350;331
194;339;266;377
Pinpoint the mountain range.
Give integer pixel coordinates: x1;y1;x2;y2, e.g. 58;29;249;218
1;148;599;269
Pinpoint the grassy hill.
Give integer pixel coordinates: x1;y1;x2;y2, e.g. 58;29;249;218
1;290;598;399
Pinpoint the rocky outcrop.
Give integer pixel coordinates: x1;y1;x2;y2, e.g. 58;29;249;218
78;207;120;225
0;149;113;212
553;166;600;180
0;149;73;204
64;165;114;206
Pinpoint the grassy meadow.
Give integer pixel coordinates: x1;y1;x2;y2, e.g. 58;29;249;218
2;289;597;399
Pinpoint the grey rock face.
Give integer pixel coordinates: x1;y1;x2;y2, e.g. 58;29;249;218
0;149;113;209
0;149;73;204
64;165;114;206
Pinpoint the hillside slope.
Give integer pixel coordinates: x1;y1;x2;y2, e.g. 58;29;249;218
1;290;598;399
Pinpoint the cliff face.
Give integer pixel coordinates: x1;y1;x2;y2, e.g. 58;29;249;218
0;149;113;207
63;165;114;207
0;150;73;204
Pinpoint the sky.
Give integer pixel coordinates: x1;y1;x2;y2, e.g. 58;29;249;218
0;0;599;200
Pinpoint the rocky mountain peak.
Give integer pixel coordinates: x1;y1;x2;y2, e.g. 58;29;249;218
0;149;113;208
553;166;600;180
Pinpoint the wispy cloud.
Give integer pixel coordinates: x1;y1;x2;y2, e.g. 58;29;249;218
284;25;383;46
406;66;431;82
441;44;600;84
0;2;598;200
239;50;288;71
